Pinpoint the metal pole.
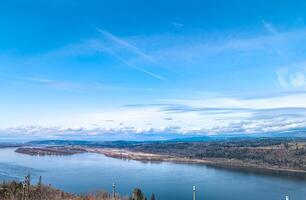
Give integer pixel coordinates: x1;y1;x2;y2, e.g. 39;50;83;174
193;186;196;200
23;182;26;200
112;182;116;199
38;176;42;200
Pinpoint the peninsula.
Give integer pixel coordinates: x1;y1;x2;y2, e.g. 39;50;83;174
15;138;306;177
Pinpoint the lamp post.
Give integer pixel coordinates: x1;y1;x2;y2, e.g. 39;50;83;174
193;186;196;200
112;182;116;199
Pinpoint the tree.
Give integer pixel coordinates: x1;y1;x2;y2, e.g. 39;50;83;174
130;188;147;200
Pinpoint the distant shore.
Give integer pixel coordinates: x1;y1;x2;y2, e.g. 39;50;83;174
84;147;306;177
15;146;306;177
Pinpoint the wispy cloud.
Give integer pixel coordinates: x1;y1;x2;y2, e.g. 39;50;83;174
171;21;184;28
89;37;168;81
21;77;84;92
277;68;290;88
0;75;82;92
97;29;155;62
277;62;306;89
127;63;168;81
25;78;56;83
132;26;306;71
262;20;278;35
291;71;306;88
2;92;306;136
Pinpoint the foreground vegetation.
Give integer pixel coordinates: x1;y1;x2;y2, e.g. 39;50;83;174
0;176;155;200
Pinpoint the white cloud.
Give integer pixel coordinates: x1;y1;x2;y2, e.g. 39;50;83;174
171;22;184;28
277;68;289;88
1;92;306;138
3;27;306;138
290;71;306;88
277;64;306;89
262;20;278;35
25;78;56;83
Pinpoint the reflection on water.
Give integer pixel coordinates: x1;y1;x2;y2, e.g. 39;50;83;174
0;148;306;200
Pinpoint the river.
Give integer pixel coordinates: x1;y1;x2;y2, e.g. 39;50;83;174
0;148;305;200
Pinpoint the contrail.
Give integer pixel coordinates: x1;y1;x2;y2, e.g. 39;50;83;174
89;39;168;82
97;29;155;62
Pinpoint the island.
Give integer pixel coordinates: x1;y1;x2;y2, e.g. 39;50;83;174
15;146;87;156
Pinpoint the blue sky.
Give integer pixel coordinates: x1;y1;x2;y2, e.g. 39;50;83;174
1;0;306;139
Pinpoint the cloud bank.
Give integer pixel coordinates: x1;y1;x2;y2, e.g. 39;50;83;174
1;92;306;140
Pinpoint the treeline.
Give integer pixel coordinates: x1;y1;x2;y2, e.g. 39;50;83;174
0;175;156;200
128;138;306;171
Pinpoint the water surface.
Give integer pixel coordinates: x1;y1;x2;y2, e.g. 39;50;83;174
0;148;306;200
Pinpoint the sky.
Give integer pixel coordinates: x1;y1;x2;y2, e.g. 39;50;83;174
1;0;306;140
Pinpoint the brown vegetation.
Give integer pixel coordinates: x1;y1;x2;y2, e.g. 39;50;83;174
0;178;155;200
125;139;306;175
15;147;86;156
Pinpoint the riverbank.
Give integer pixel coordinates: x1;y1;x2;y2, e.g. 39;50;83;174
16;147;306;178
85;147;306;177
14;138;306;178
15;146;306;177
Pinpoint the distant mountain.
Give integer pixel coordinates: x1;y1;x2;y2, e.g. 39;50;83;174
24;128;306;147
27;140;146;148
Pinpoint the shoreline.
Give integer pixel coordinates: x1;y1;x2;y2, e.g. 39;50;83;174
14;146;306;178
85;147;306;178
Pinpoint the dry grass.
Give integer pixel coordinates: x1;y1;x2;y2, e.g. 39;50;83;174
0;181;150;200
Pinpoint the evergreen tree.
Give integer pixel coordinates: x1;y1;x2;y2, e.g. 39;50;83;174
130;188;147;200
